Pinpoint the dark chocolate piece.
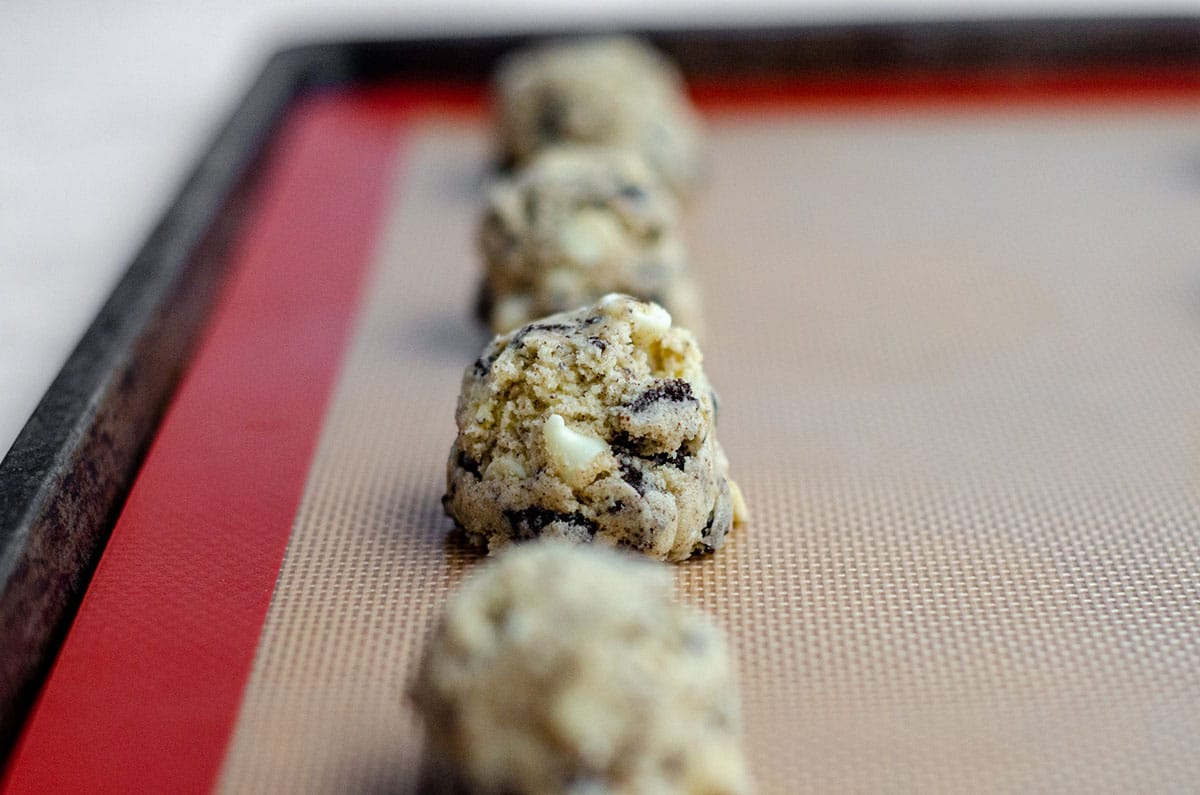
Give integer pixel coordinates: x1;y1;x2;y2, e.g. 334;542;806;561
612;431;690;471
619;461;645;494
647;445;689;470
610;431;639;457
618;184;646;201
627;379;694;413
504;506;597;540
510;322;572;348
456;450;482;479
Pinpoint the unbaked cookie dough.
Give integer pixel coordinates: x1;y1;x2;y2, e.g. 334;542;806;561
444;294;746;562
478;145;701;335
493;36;705;197
411;541;753;795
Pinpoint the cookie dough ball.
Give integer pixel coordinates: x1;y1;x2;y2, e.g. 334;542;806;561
478;145;701;335
445;294;747;562
412;541;753;795
494;36;705;196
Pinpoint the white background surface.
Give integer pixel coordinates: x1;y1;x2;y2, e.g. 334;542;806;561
1;0;1197;457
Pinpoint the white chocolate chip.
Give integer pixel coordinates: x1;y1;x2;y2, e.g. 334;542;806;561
598;294;673;344
629;302;672;345
729;480;750;525
543;413;608;474
485;454;528;480
557;209;624;268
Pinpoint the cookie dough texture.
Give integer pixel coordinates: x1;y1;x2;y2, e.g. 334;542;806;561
478;145;701;335
445;295;745;563
494;36;705;197
412;541;752;795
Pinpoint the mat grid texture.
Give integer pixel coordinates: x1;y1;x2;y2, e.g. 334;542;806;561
219;106;1200;793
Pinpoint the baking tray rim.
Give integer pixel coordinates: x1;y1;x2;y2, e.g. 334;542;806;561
3;14;1200;760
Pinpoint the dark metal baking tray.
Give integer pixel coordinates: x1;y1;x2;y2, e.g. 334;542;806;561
2;16;1199;761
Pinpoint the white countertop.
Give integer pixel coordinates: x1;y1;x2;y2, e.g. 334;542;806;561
1;0;1194;457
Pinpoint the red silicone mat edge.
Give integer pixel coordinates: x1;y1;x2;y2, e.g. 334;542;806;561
2;90;409;794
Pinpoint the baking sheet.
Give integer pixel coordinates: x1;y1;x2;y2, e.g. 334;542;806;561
209;97;1200;792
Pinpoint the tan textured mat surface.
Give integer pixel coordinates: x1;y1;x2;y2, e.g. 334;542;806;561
218;105;1200;793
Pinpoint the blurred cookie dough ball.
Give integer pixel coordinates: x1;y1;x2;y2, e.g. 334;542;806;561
412;541;752;795
478;145;701;335
494;36;705;197
445;294;746;563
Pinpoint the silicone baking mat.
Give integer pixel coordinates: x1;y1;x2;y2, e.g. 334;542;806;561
6;75;1200;793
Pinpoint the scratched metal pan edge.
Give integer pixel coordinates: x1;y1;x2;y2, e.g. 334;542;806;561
1;15;1199;759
